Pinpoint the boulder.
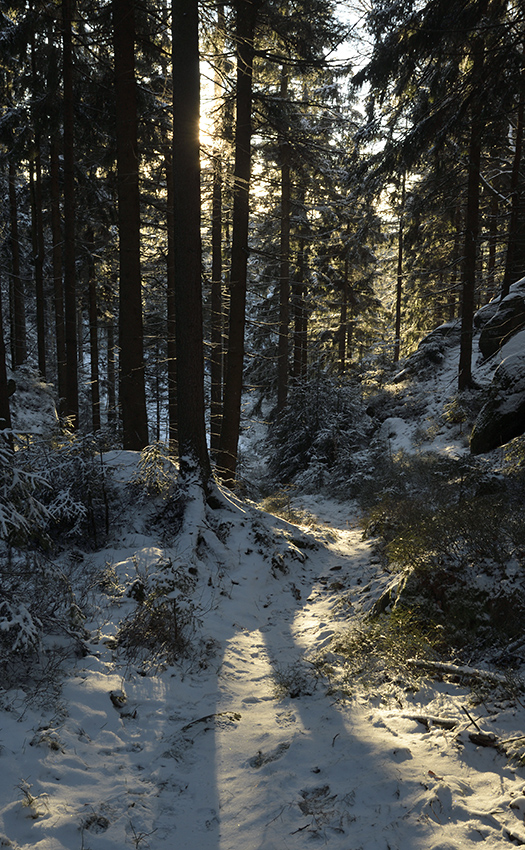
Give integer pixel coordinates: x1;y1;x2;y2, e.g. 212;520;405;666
479;278;525;359
393;322;459;383
470;351;525;454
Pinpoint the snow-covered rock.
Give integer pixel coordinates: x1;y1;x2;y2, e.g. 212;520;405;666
471;347;525;454
393;322;460;383
479;277;525;359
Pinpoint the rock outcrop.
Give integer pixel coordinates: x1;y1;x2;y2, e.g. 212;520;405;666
470;346;525;454
478;278;525;359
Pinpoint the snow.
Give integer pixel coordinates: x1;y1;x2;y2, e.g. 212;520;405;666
1;468;525;850
3;323;525;850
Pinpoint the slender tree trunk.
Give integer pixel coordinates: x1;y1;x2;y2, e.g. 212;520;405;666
164;146;177;452
339;259;348;373
217;0;260;486
0;279;12;437
393;171;405;364
86;228;101;432
502;75;525;298
107;317;117;426
211;148;223;453
30;151;46;378
172;0;211;484
8;160;26;368
50;140;67;409
112;0;148;449
62;0;79;427
277;66;290;412
210;3;225;455
458;104;483;390
293;218;308;380
487;195;498;301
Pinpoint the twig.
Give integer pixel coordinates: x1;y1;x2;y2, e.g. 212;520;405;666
461;705;482;732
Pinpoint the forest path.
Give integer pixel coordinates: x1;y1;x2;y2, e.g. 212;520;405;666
1;493;524;850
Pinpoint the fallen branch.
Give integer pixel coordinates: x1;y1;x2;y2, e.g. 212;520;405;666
403;713;457;730
407;658;511;686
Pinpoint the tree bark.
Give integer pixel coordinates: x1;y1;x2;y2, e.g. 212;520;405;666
277;66;290;412
62;0;79;427
0;278;13;437
458;109;483;390
63;0;79;428
50;140;67;410
172;0;211;484
29;150;46;379
210;4;226;455
107;317;117;426
164;146;177;452
112;0;148;449
86;228;101;432
502;74;525;298
393;171;405;364
8;160;26;368
217;0;260;487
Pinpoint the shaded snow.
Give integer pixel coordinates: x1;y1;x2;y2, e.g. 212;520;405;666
2;324;525;849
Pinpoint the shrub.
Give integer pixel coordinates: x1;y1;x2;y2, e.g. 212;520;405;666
117;556;199;669
267;376;371;492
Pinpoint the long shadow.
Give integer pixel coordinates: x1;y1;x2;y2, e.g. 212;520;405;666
205;506;405;849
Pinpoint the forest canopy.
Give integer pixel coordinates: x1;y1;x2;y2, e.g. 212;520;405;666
1;0;524;482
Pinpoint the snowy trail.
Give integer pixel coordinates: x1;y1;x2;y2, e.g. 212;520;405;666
1;496;525;849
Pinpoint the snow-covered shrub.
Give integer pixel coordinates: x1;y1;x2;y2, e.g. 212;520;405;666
0;435;50;546
267;377;371;492
117;556;199;669
18;432;114;545
130;441;178;498
359;450;525;660
0;552;88;686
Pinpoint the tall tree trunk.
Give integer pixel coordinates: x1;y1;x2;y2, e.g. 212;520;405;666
0;279;12;437
29;150;46;378
458;92;483;389
8;160;26;368
30;32;46;379
172;0;211;484
502;75;525;298
393;171;405;364
217;0;260;487
210;4;225;456
339;258;349;373
277;66;290;412
112;0;148;450
487;195;498;301
293;217;308;380
50;140;67;409
164;147;177;453
107;317;117;426
448;205;461;321
86;228;101;432
211;148;223;453
62;0;79;427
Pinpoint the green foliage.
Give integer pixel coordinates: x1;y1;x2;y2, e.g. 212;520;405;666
326;608;445;689
359;450;525;661
130;442;178;498
267;376;371;492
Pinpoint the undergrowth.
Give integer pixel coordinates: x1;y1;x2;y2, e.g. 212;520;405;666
344;444;525;671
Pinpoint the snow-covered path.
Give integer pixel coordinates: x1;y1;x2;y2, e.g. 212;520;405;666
1;495;525;849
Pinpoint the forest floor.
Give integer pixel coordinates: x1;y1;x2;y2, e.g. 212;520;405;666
1;439;525;850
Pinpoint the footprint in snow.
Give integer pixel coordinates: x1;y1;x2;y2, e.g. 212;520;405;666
248;741;290;768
